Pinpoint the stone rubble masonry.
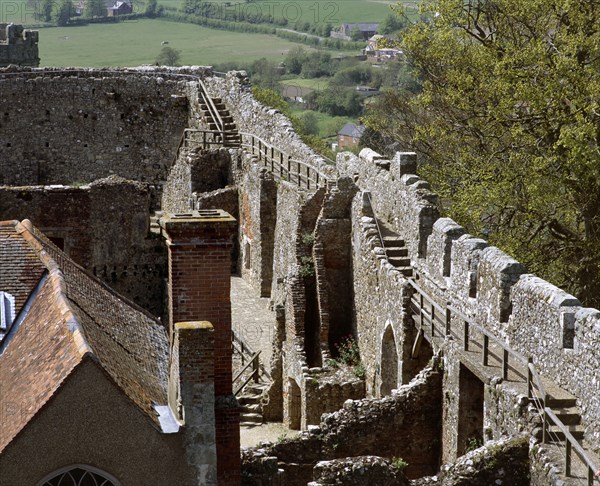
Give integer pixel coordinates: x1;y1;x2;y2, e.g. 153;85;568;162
337;150;439;262
173;321;218;486
0;24;39;67
162;148;233;214
0;176;166;316
235;156;277;297
337;149;600;454
350;195;426;395
205;71;335;180
159;210;240;486
0;70;190;187
412;435;530;486
309;456;410;486
241;362;442;485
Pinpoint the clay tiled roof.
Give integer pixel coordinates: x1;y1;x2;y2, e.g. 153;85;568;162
0;220;46;313
0;220;169;453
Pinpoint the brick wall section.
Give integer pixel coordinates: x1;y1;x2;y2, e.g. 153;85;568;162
160;211;240;486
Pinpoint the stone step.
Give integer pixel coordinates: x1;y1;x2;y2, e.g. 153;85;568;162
382;235;405;246
547;425;585;441
240;403;262;413
553;406;582;426
240;412;263;423
396;266;414;277
385;247;408;257
546;395;577;409
244;383;267;395
238;395;261;406
388;256;411;267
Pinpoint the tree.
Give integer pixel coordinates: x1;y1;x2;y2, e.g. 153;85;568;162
366;0;600;306
54;0;74;25
145;0;158;17
84;0;106;17
379;13;405;35
156;46;181;66
298;111;319;136
350;26;363;41
37;0;54;22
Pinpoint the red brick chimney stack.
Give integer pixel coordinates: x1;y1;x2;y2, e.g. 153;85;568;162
160;210;241;486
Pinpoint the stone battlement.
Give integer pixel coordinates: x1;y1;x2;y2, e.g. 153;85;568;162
0;24;39;67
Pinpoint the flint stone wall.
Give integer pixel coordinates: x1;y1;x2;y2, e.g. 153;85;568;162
242;363;442;485
205;71;335;180
0;70;191;187
0;176;165;315
309;456;410;486
337;149;600;452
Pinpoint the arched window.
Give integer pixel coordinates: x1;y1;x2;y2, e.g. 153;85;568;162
37;465;121;486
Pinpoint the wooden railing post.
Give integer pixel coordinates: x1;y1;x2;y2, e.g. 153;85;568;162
483;334;489;366
527;357;533;398
253;355;259;383
542;409;547;443
565;440;572;477
419;294;424;327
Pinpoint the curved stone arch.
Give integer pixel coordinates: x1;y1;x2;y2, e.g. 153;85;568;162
379;322;399;397
36;464;121;486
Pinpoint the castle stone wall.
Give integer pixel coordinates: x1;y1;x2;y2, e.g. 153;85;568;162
338;149;600;453
0;24;39;67
0;71;189;187
205;72;335;180
0;177;166;316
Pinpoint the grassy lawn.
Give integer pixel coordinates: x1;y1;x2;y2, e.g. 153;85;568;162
281;76;330;91
37;18;334;67
155;0;399;24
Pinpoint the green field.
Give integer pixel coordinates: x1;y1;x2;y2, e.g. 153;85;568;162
157;0;399;24
281;76;331;90
291;107;354;139
36;19;340;67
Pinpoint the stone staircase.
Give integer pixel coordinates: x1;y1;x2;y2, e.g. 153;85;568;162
379;222;413;278
198;96;241;148
238;382;269;426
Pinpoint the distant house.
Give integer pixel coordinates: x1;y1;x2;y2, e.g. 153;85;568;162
338;123;366;150
363;34;403;62
106;0;132;16
331;23;379;41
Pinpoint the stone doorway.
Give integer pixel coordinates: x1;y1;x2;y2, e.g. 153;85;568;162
457;363;484;456
380;325;399;396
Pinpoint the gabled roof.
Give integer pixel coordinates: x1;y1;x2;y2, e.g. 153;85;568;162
339;123;366;139
0;220;170;453
0;221;46;314
343;23;379;32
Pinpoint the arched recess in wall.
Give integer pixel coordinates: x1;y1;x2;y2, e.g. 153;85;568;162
37;464;121;486
380;325;399;396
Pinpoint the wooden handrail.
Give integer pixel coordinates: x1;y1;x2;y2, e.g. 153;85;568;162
239;132;330;190
406;274;598;479
545;407;597;484
233;351;261;396
197;77;224;140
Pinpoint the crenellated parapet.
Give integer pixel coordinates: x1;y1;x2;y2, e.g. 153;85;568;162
0;24;39;67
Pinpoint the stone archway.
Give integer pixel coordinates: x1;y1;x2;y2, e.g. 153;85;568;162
380;325;399;396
